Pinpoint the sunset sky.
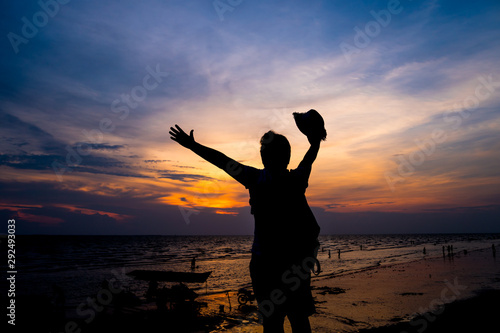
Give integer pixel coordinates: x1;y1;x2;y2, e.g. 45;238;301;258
1;0;499;235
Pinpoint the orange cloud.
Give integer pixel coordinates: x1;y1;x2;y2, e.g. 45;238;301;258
17;211;64;225
53;204;133;223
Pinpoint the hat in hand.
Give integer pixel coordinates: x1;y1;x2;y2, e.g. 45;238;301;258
293;109;327;141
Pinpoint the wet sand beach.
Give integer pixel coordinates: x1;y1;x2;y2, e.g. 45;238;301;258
357;289;500;333
215;246;500;332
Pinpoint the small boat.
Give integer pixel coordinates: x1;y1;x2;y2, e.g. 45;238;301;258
127;270;211;283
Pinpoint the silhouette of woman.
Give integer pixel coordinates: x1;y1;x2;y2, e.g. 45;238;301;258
170;111;323;333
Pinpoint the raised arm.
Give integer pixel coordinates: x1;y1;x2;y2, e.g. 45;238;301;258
169;125;244;178
298;137;321;170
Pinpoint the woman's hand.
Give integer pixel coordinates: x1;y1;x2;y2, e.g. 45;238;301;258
169;125;195;149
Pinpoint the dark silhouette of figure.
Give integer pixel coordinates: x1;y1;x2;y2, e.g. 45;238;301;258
191;256;196;271
170;112;323;333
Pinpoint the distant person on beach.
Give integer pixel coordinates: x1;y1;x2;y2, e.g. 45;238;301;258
191;256;196;270
170;110;325;332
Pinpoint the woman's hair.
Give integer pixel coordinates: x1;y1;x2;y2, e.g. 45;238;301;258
260;131;291;170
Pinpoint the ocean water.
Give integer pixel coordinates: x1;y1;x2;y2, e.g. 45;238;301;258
8;234;500;307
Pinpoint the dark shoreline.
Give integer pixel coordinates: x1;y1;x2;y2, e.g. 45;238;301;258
14;289;500;333
358;289;500;333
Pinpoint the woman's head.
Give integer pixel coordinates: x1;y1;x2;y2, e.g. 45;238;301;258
260;131;291;170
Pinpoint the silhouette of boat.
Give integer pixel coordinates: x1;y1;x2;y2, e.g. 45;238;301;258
127;270;212;311
127;270;211;283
